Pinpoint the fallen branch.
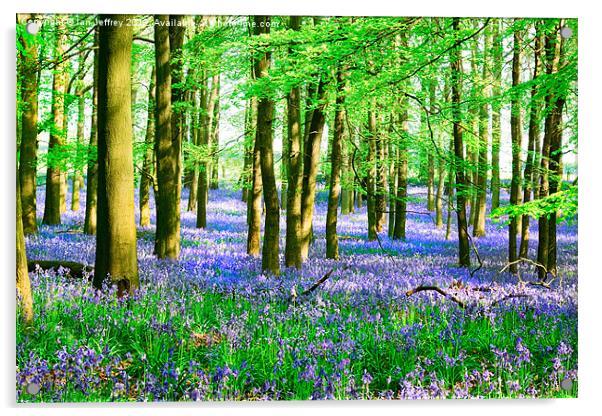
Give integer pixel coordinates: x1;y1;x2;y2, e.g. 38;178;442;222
28;260;93;280
405;285;466;308
300;265;350;297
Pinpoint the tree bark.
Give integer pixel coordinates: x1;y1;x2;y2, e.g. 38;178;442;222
254;16;280;275
18;14;39;235
43;19;66;226
140;66;156;227
71;51;87;212
509;28;523;274
451;18;470;267
473;24;490;237
366;106;378;241
284;16;303;268
210;75;221;190
154;15;183;259
84;28;99;235
326;67;346;259
93;15;138;296
490;19;502;211
519;26;542;259
375;112;387;232
17;159;34;325
541;21;566;279
393;105;408;241
300;78;328;259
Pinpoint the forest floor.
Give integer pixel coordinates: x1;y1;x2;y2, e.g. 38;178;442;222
17;185;578;401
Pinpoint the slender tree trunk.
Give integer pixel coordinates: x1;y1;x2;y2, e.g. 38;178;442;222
542;22;566;279
71;51;87;212
210;75;221;190
426;80;436;212
280;106;288;211
393;106;409;241
473;25;490;237
366;106;378;241
375;113;387;232
93;15;138;296
445;160;454;241
490;19;502;210
300;78;328;259
154;15;183;259
246;67;261;256
43;19;66;226
140;66;156;227
326;67;345;259
509;28;523;273
253;16;280;275
519;27;542;259
435;156;445;229
451;18;470;267
187;89;199;212
196;71;210;228
388;127;397;237
284;16;303;268
18;14;39;235
84;28;99;235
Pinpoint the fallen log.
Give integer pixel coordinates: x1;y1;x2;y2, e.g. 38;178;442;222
27;260;93;280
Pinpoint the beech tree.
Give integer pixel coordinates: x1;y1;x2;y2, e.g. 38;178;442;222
93;14;139;295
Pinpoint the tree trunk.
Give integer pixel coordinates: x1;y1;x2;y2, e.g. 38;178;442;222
140;66;156;227
426;80;436;212
284;16;303;268
210;75;221;190
451;18;470;267
254;16;280;275
509;28;522;274
18;14;39;235
246;65;261;255
519;26;542;259
196;71;210;228
326;67;345;259
490;19;502;210
393;107;408;240
42;19;66;226
541;22;566;279
366;107;378;241
93;15;138;296
473;25;490;237
300;78;328;259
71;51;87;212
375;112;387;232
84;28;99;235
154;15;182;259
17;159;34;325
435;156;445;229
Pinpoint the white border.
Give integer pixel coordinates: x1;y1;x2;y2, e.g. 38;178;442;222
2;1;600;416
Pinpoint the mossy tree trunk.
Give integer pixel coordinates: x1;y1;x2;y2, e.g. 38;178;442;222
300;78;328;259
93;15;138;296
18;14;39;235
326;66;346;260
254;16;280;275
284;16;303;268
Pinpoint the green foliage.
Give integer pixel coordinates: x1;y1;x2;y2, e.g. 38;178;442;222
491;184;578;225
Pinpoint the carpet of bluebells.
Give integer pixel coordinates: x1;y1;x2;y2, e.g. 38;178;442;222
16;185;578;402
